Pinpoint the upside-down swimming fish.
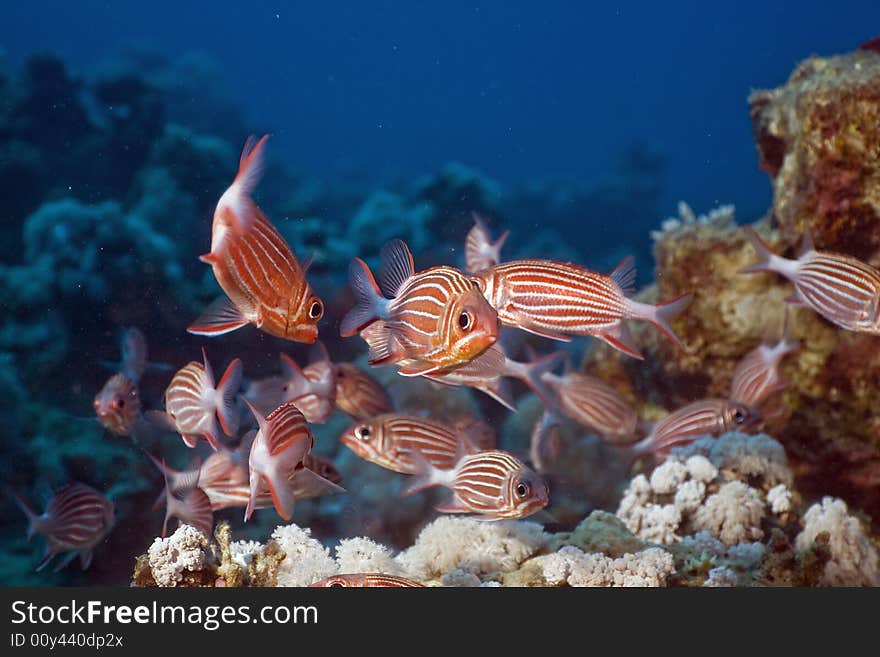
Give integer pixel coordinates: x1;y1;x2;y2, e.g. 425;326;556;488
404;449;549;520
309;574;425;587
333;362;394;420
465;213;509;274
629;399;759;458
147;350;242;451
244;400;316;522
188;134;324;343
93;327;147;436
470;257;691;359
741;227;880;333
340;239;499;376
729;312;800;407
147;454;214;538
339;414;475;474
12;483;115;571
244;343;337;423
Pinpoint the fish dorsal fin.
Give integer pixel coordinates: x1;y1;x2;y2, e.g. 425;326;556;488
243;398;269;436
610;256;637;296
221;134;268;234
377;239;415;298
308;341;331;365
200;348;215;390
279;353;309;392
120;327;147;383
798;228;815;257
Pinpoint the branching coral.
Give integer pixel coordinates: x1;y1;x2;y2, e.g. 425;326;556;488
270;524;337;587
540;545;675;587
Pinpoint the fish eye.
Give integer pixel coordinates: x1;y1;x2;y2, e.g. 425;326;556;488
458;311;473;331
309;299;323;320
733;408;747;424
515;481;530;499
328;580;346;588
355;425;372;441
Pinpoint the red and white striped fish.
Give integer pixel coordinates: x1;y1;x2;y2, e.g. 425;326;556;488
729;313;800;407
93;327;147;436
147;350;242;451
465;213;509;274
245;343;337;423
340;239;499;376
12;482;115;572
741;227;880;333
244;400;315;521
147;454;214;538
422;343;564;411
529;409;562;475
629;399;759;458
188;135;324;343
310;574;425;587
334;362;394;420
404;449;549;520
470;257;691;359
540;369;639;444
339;414;475;474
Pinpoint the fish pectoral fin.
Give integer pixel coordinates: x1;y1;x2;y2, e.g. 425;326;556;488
187;297;249;336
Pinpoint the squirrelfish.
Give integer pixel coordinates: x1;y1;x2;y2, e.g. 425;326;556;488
310;574;425;587
540;369;639;444
244;400;315;521
147;454;214;538
244;343;337;423
422;343;564;411
741;227;880;333
529;410;562;475
339;414;475;474
465;213;509;274
93;327;147;436
404;449;549;520
188;135;324;343
729;312;800;407
629;399;759;457
470;257;691;359
12;482;115;571
334;362;394;420
147;350;242;451
340;239;499;376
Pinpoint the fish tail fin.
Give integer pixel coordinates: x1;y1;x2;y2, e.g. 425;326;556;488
516;349;566;406
215;358;243;437
739;226;785;275
625;293;691;353
218;134;269;234
340;258;386;337
9;489;40;541
402;449;451;496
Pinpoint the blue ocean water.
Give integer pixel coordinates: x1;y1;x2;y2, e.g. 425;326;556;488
1;1;878;585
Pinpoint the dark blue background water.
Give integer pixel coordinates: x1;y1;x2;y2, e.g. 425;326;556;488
4;0;878;220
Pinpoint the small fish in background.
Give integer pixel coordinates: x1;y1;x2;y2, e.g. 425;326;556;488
339;414;477;474
403;448;550;520
244;400;316;521
340;239;500;376
628;399;760;459
93;327;147;436
470;256;692;359
310;574;425;587
540;364;640;445
465;212;509;274
188;134;324;343
147;454;214;538
146;350;242;451
741;227;880;333
729;311;800;407
244;343;337;423
11;482;115;571
333;362;394;420
529;409;563;475
450;416;496;451
422;343;565;411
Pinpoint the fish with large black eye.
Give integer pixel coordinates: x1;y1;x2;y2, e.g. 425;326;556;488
628;399;761;459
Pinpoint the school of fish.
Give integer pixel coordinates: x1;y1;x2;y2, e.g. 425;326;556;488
18;133;880;584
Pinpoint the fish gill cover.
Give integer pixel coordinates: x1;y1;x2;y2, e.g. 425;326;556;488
0;3;879;587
